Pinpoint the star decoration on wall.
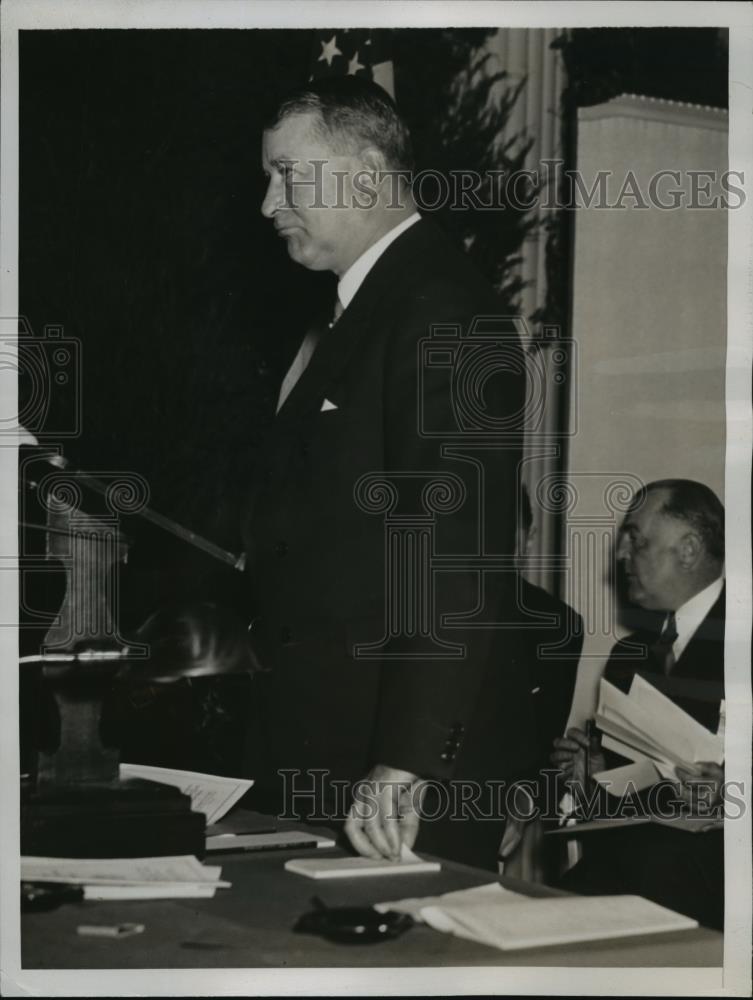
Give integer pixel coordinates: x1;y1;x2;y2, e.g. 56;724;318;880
318;34;342;67
309;28;391;83
347;51;365;76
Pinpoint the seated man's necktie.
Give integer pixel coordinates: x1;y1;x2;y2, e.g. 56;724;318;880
650;611;678;675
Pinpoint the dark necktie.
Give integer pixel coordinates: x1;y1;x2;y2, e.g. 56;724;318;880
650;612;678;675
329;296;344;329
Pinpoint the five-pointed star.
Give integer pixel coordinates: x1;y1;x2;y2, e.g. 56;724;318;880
347;50;365;75
318;35;342;67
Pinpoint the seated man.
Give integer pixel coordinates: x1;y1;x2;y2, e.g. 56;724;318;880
551;479;725;929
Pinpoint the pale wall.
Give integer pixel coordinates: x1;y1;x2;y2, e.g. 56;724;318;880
564;95;728;727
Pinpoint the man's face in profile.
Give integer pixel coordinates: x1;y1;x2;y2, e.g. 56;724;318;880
616;490;684;610
261;112;367;276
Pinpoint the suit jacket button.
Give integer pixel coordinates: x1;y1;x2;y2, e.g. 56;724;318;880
280;626;292;644
274;540;288;556
440;752;451;762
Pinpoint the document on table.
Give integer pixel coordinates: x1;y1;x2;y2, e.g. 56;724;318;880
21;854;230;900
284;843;441;879
119;762;253;825
376;882;697;951
206;830;337;853
593;675;724;792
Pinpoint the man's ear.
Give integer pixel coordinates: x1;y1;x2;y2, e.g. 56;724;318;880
678;531;702;569
359;146;389;179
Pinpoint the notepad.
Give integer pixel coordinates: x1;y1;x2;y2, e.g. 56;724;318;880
376;883;697;951
284;844;440;879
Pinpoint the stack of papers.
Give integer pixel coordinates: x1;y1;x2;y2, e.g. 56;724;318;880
119;763;253;825
375;882;697;951
593;675;724;794
21;854;230;901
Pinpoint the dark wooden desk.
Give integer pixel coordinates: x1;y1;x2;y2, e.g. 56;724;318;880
22;811;723;969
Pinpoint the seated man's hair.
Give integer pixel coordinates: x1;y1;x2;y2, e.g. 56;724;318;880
266;76;414;173
633;479;725;563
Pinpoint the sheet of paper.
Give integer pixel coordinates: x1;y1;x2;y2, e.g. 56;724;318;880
376;881;508;920
82;883;221;901
379;882;697;951
593;755;663;794
596;678;721;771
21;854;225;886
597;681;689;764
206;831;336;852
119;763;253;825
284;843;441;879
629;674;723;764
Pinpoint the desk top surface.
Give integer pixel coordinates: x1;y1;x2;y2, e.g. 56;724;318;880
21;811;723;970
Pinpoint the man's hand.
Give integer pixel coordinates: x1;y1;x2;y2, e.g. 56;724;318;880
675;761;724;814
344;764;421;861
551;727;606;790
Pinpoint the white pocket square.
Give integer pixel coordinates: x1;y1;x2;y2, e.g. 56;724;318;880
320;399;338;412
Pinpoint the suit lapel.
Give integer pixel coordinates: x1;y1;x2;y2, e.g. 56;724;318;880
274;219;436;425
274;291;376;424
672;587;725;680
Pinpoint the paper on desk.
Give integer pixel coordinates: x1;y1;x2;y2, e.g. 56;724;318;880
284;843;440;879
119;763;253;825
376;883;697;951
82;883;221;901
21;854;228;887
206;830;336;852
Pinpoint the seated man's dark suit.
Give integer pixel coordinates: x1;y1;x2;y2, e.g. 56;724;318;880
242;218;539;869
558;587;725;929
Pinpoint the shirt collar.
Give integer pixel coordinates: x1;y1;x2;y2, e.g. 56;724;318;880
671;575;724;659
337;212;421;310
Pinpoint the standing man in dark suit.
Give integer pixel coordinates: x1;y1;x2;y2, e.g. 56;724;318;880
244;76;536;868
514;485;583;767
552;480;725;927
